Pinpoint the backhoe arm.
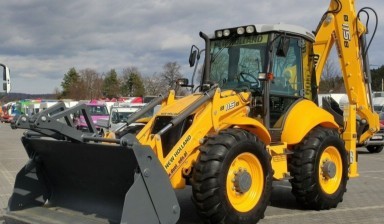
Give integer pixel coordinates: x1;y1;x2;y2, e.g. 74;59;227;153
314;0;379;144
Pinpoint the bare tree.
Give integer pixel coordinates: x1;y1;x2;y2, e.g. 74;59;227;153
160;62;183;93
142;74;167;95
319;59;344;93
53;87;61;99
67;80;87;100
79;68;103;99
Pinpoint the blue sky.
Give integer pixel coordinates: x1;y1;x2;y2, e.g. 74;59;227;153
1;0;383;93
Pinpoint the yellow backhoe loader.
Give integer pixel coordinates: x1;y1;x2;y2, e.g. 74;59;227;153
5;0;379;223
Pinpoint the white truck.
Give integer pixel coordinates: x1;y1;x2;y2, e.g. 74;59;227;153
373;97;384;113
1;63;11;93
97;103;148;136
365;97;384;153
108;103;147;131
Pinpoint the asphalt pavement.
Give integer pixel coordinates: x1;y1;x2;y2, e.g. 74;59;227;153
1;122;384;224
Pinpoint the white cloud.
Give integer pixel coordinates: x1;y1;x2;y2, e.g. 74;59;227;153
0;0;383;93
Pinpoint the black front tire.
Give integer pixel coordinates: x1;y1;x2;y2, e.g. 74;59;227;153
191;129;272;224
289;126;348;210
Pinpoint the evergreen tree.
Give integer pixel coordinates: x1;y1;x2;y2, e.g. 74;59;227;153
121;67;146;96
129;73;145;96
61;67;80;98
371;65;384;91
102;69;120;98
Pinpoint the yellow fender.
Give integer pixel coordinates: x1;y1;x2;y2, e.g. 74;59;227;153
282;99;339;145
222;116;271;145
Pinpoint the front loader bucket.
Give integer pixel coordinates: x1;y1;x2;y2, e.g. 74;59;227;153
5;137;180;224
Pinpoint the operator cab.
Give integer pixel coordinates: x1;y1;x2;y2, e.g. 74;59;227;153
202;24;316;136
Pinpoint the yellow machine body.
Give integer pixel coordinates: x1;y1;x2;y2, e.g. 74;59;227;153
5;0;380;224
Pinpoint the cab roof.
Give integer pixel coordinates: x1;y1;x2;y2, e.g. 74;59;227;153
254;23;315;42
212;23;315;42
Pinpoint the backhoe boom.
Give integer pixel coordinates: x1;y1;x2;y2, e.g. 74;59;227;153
314;0;379;146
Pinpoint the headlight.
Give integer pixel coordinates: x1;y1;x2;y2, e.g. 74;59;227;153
216;30;223;38
223;29;230;37
246;26;255;34
237;27;245;35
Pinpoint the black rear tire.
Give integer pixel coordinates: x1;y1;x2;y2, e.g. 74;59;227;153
366;145;383;153
191;129;272;224
289;126;348;210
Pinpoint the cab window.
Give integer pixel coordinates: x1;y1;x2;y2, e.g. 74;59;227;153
271;37;303;97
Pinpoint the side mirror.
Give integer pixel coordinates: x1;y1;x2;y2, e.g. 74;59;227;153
276;36;290;57
189;50;197;67
1;63;11;93
109;108;118;125
189;45;201;67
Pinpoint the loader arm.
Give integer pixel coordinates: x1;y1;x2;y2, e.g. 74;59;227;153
314;0;379;145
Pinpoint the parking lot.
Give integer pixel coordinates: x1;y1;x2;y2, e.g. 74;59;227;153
1;122;384;224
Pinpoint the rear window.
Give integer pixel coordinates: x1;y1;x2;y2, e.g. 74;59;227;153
374;105;383;112
88;105;109;115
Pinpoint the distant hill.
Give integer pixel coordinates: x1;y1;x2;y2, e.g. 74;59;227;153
0;92;57;103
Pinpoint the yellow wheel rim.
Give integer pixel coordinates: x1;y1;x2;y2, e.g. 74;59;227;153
226;152;264;212
318;146;343;194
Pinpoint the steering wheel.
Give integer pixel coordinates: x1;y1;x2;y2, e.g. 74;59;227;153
239;72;261;89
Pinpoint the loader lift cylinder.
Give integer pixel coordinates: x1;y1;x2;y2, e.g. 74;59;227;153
124;94;169;126
157;87;217;136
